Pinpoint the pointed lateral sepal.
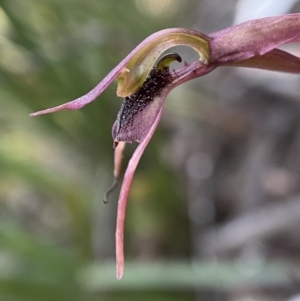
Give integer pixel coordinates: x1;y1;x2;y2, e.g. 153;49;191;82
114;61;216;279
115;93;166;280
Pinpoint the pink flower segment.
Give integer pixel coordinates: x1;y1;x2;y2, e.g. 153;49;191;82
30;14;300;279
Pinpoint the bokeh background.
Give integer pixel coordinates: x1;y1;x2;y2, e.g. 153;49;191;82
1;0;300;300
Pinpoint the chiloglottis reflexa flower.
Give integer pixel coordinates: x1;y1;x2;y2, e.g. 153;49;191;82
30;14;300;279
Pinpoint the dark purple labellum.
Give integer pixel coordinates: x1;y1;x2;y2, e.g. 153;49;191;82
112;53;182;146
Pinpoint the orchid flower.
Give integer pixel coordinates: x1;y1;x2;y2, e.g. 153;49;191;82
30;14;300;279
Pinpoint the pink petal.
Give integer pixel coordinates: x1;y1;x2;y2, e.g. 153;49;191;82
29;67;120;116
209;13;300;64
223;48;300;73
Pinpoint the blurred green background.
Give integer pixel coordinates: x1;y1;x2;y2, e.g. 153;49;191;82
1;0;300;300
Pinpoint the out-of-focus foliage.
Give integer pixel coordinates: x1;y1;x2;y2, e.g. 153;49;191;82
1;0;300;300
